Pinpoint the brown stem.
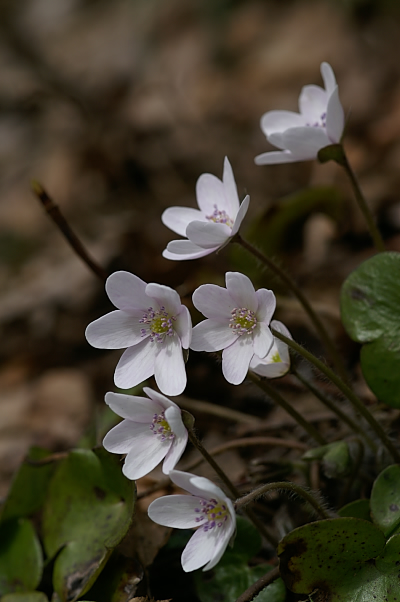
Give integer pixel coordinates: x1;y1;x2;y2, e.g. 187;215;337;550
235;566;280;602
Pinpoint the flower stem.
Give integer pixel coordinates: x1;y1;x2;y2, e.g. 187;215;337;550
235;566;280;602
248;372;327;445
293;368;377;451
336;149;385;253
235;481;332;520
273;329;400;462
187;428;278;547
233;233;348;383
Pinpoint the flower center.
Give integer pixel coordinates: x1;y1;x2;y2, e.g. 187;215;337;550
206;204;234;228
194;498;229;531
306;111;327;128
140;306;176;342
229;307;257;335
150;411;175;441
271;351;281;363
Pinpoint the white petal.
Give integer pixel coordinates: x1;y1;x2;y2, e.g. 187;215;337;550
148;495;202;528
298;85;328;122
271;319;292;365
162;406;188;473
169;470;228;500
122;433;171;480
252;322;273;359
281;126;331;159
271;319;292;340
191;320;237;352
163;240;216;261
260;110;305;136
326;86;344;143
114;339;156;389
155;334;186;396
267;131;287;150
321;62;337;96
255;288;276;322
222;337;254;385
202;517;236;571
143;387;180;411
225;272;257;312
192;284;235;319
196;173;225;215
106;271;149;311
222;157;240;217
145;282;182;316
85;310;144;349
174;305;192;349
103;420;149;454
105;391;162;422
161;206;205;237
255;150;301;165
231;195;250;237
186;221;231;248
181;527;218;572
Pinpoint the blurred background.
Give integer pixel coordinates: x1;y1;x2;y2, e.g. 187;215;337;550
1;0;400;499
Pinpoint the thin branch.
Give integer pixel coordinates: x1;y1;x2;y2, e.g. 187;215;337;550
235;566;280;602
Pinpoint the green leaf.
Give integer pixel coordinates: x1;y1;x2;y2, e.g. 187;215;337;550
0;519;43;595
338;499;371;522
1;594;48;602
42;448;135;602
371;464;400;537
278;518;386;599
340;251;400;407
375;533;400;573
0;447;56;523
303;442;352;478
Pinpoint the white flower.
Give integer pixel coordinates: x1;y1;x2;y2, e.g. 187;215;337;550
255;62;344;165
190;272;276;385
85;271;192;396
249;320;292;378
103;387;188;480
162;157;249;261
148;470;236;572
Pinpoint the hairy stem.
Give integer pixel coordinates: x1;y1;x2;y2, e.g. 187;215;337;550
235;566;280;602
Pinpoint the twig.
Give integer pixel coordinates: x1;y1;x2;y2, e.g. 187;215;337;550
235;566;280;602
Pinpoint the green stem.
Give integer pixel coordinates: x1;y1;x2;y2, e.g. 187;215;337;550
293;369;377;451
187;428;278;547
233;234;349;383
235;481;332;520
273;329;400;462
248;372;327;445
337;148;385;253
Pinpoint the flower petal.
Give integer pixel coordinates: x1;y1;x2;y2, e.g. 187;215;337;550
162;406;188;473
298;85;327;122
169;470;228;500
155;334;186;396
103;420;149;454
85;310;145;350
161;206;205;237
143;387;180;411
196;173;226;215
202;517;236;571
181;526;219;572
186;221;231;248
105;271;149;312
163;240;217;261
255;288;276;322
105;391;162;422
222;336;254;385
254;150;301;165
114;339;156;389
260;110;305;136
145;283;181;316
252;322;273;359
326;86;344;143
281;126;331;159
250;352;290;378
321;62;337;96
225;272;257;311
174;304;192;349
191;320;237;352
267;131;287;150
222;157;240;217
231;195;250;236
192;284;235;319
148;495;202;528
122;432;171;479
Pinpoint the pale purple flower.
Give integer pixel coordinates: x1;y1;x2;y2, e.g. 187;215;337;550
85;271;192;396
255;62;345;165
103;387;188;480
162;157;249;261
148;470;236;572
190;272;276;385
249;320;292;378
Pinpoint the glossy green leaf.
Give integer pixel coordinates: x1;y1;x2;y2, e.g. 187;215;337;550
0;519;43;595
375;533;400;573
42;448;135;602
2;594;48;602
0;447;55;523
371;464;400;537
340;252;400;406
338;499;371;522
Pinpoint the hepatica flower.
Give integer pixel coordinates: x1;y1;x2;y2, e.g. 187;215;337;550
162;157;249;260
103;387;188;480
191;272;276;385
255;62;345;165
148;470;236;572
85;271;191;396
249;320;292;378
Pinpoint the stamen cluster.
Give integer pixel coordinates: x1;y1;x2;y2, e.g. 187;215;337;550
140;306;176;342
150;411;175;441
194;497;229;531
306;111;327;128
229;307;257;335
206;204;234;228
